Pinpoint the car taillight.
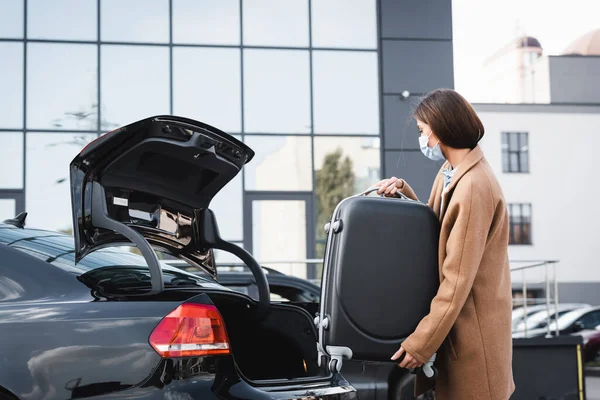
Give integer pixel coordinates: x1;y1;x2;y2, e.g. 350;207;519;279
149;303;230;358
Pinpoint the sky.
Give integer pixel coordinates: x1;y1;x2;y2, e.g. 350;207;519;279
452;0;600;102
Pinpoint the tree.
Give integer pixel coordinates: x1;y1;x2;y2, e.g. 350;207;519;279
314;148;355;278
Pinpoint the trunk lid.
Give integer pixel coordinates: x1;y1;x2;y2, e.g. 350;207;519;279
70;115;254;281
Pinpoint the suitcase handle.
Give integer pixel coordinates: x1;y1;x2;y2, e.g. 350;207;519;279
361;186;412;201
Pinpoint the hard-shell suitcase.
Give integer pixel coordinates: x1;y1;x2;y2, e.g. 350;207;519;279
317;188;440;377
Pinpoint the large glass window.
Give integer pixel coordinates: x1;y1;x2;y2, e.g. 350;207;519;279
173;47;241;133
0;43;23;129
172;0;240;45
27;0;97;41
312;51;379;134
26;133;96;232
244;136;312;191
27;43;97;130
0;199;16;221
243;49;311;133
242;0;309;47
313;136;380;256
100;45;170;129
0;0;24;38
210;136;243;242
101;0;169;43
311;0;377;49
0;132;23;189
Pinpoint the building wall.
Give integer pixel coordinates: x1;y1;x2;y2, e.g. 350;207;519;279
549;56;600;104
379;0;454;201
475;104;600;304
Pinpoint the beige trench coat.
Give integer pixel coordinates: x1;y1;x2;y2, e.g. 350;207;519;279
397;146;515;400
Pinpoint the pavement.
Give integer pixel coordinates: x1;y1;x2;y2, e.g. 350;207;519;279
588;375;600;400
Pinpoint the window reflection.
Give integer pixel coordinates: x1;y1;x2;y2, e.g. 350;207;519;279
101;0;169;43
0;43;23;129
0;199;16;221
26;133;96;232
100;45;169;129
27;43;97;130
0;132;23;189
243;49;311;133
209;136;243;241
0;0;23;38
172;0;240;45
313;136;380;252
244;136;312;191
173;47;241;133
312;51;379;134
311;0;377;49
243;0;308;47
28;0;96;40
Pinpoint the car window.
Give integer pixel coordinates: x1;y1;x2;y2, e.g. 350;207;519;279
270;284;319;303
579;311;600;330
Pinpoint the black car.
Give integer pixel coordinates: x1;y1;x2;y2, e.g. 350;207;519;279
196;265;431;400
0;116;432;400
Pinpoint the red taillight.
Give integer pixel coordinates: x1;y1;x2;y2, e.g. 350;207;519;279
149;303;230;358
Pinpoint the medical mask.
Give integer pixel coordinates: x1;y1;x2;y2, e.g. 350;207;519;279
419;133;446;161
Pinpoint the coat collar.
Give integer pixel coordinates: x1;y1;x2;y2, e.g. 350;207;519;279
434;146;484;220
442;145;484;194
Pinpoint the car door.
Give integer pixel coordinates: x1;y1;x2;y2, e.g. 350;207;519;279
316;193;440;372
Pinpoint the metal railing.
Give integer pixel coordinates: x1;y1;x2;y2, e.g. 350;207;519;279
510;260;560;338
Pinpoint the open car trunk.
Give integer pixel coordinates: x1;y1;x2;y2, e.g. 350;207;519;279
209;291;325;382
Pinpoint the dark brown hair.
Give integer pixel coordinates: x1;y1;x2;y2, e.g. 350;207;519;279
413;88;484;149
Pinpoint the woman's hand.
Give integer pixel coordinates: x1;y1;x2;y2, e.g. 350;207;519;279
374;177;402;197
391;346;424;369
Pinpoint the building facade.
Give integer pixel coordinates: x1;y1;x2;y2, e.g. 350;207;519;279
0;0;454;279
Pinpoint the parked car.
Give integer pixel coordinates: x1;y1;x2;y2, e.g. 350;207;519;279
166;261;432;400
513;303;591;333
0;116;431;400
511;304;554;331
573;325;600;363
513;306;600;339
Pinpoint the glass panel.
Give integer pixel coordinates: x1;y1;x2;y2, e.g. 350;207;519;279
27;43;97;130
509;153;519;172
252;200;307;278
313;51;379;134
242;0;308;47
26;133;96;232
509;132;519;151
0;132;23;189
501;132;509;148
173;47;241;133
28;0;96;40
0;0;24;38
0;199;16;221
172;0;240;45
520;132;529;151
0;43;23;129
244;136;312;191
521;150;529;173
101;0;169;43
311;0;377;49
243;49;310;133
210;136;243;241
101;45;169;129
502;152;509;173
314;136;380;252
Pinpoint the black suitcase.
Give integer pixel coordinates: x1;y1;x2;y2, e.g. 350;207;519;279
317;188;440;374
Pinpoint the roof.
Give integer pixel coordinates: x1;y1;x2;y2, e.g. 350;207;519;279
516;36;542;49
563;28;600;56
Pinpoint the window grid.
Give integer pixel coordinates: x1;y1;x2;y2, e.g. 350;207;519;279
0;0;382;270
508;203;532;245
502;131;529;173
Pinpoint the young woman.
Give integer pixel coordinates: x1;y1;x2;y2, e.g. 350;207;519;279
377;89;515;399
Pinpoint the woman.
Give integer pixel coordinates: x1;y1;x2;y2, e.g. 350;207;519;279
377;89;515;400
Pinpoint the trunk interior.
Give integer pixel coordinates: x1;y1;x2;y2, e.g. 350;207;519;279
209;292;325;382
